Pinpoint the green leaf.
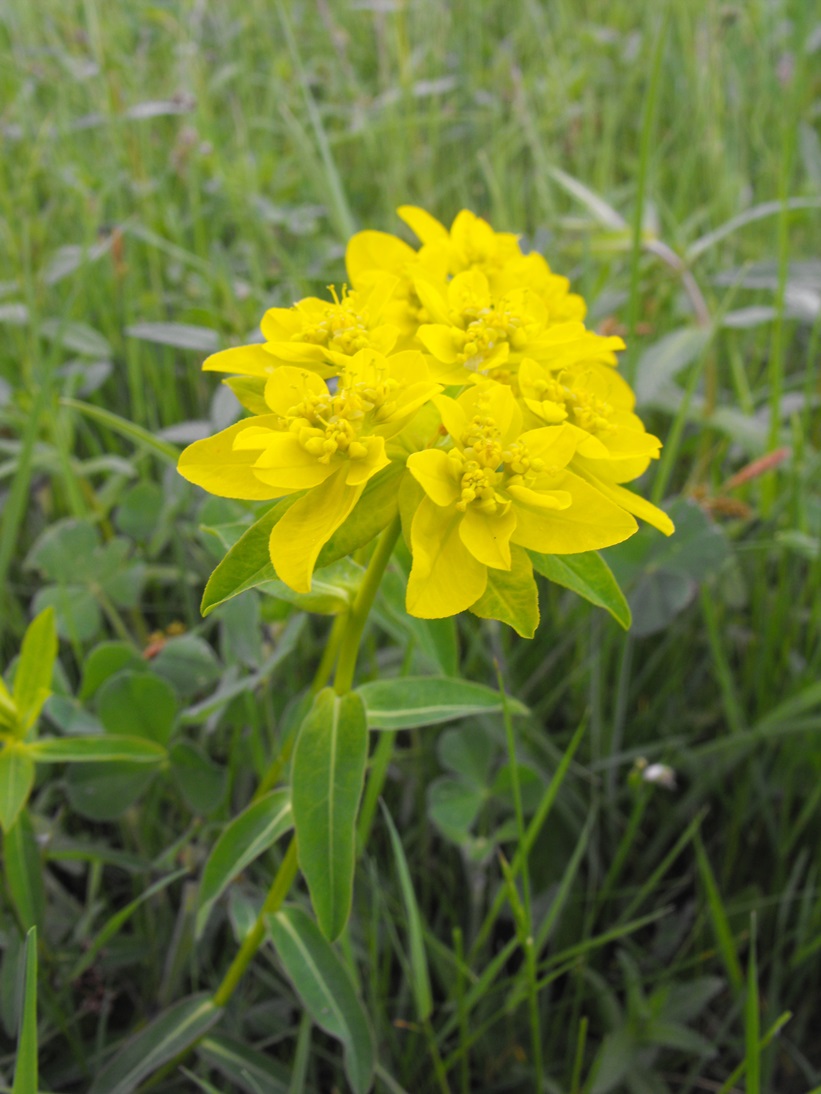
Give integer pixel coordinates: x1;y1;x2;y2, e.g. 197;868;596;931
291;689;367;940
28;735;167;764
358;676;528;731
427;777;485;841
0;745;35;833
11;927;37;1094
149;635;222;700
31;584;101;642
25;519;99;583
634;327;712;407
114;481;166;541
60;397;180;465
170;740;227;815
41;318;111;356
97;671;178;745
3;811;44;931
470;545;540;637
257;557;364;616
380;803;432;1021
530;550;631;629
12;608;57;735
267;906;375;1094
88;993;222;1094
0;678;17;733
197;1035;290;1094
200;499;295;615
438;724;496;786
79;641;144;700
66;761;158;821
195;788;293;939
124;321;219;351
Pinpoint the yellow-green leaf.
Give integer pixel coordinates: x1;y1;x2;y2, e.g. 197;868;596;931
470;546;540;638
530;549;631;629
12;607;57;736
0;744;34;832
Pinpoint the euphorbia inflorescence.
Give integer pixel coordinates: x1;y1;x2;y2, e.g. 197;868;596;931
179;206;674;633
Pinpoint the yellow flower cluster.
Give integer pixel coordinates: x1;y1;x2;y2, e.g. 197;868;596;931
179;206;673;623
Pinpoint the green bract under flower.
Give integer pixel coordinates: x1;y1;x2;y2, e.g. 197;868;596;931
178;205;674;633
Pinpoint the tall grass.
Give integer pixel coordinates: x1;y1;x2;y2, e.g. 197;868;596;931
1;0;820;1090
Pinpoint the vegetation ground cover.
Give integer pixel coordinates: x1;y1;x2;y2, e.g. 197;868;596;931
1;0;820;1090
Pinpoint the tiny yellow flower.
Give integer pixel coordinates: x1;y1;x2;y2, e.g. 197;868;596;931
397;205;522;279
413;268;623;384
199;278;401;385
515;358;674;534
179;349;441;592
405;383;637;618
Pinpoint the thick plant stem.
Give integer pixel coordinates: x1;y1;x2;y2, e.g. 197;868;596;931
212;836;299;1008
333;516;402;695
252;614;347;803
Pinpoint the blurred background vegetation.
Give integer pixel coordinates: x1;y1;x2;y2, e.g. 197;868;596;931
1;0;820;1090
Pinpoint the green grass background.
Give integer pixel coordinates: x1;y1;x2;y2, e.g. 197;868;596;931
1;0;820;1090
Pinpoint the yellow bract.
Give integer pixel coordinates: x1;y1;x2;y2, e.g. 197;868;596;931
178;204;675;627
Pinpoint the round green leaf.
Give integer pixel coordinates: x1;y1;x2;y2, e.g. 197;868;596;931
97;671;178;745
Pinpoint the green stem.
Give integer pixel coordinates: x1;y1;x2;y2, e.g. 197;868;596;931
333;516;401;695
356;730;396;849
252;613;348;803
212;837;299;1008
496;665;542;1092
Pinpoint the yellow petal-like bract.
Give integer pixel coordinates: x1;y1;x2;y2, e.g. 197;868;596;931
179;205;674;631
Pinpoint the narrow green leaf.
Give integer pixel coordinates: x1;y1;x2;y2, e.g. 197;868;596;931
267;906;375;1094
198;1034;290;1094
3;811;45;931
530;551;631;629
745;914;760;1094
694;834;744;994
124;321;219;351
12;608;57;735
27;735;167;764
11;927;37;1094
60;397;180;464
71;869;188;981
0;678;17;732
195;789;293;939
358;676;528;731
470;545;540;638
380;803;432;1021
0;745;35;833
88;994;222;1094
291;688;367;940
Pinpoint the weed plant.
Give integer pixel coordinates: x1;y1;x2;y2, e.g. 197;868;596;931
0;1;820;1091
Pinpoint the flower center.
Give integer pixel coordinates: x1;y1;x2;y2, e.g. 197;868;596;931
297;286;374;356
285;374;398;463
450;413;544;511
568;389;615;436
449;297;531;372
